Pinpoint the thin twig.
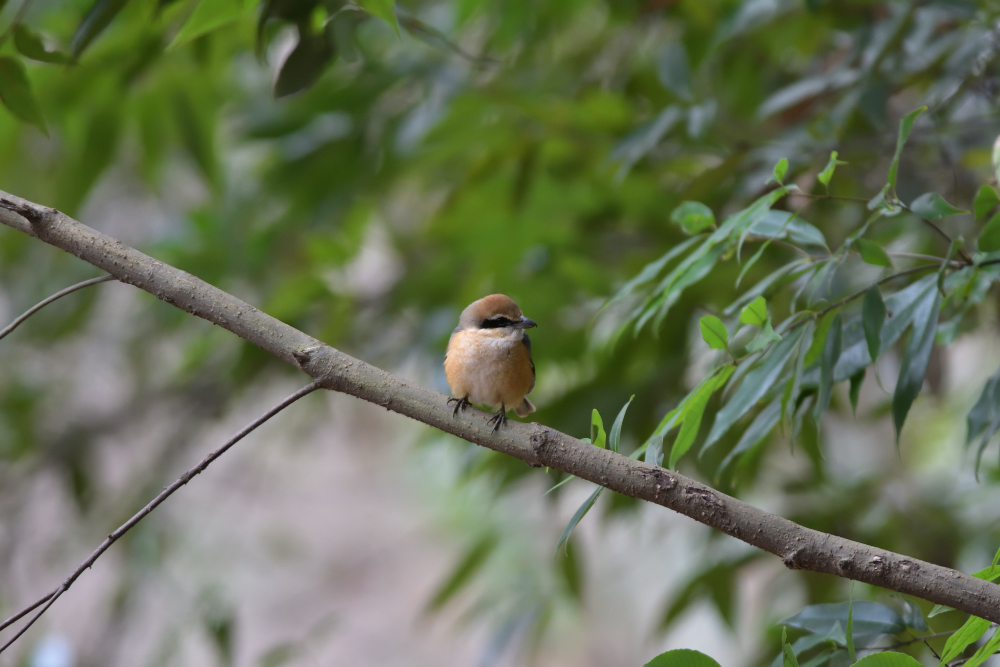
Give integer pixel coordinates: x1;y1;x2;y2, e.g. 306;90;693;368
787;263;943;330
898;203;974;264
0;275;115;342
788;192;872;204
398;15;500;66
0;381;322;653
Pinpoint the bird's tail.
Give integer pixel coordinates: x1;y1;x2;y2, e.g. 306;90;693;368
515;397;536;418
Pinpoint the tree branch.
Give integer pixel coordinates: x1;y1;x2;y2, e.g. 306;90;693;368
0;274;115;341
0;380;321;652
1;190;999;626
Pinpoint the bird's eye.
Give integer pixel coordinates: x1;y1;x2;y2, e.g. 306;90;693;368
482;316;513;328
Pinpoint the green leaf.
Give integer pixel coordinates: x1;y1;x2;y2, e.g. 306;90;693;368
850;654;924;667
358;0;399;35
845;598;855;663
670;366;734;468
740;296;767;326
938;616;991;664
900;600;928;633
70;0;130;59
849;369;864;416
892;288;941;443
590;409;607;449
609;236;701;305
814;314;842;421
772;157;789;184
426;534;497;611
817;151;843;188
608;395;634;453
910;192;967;220
963;626;1000;667
646;649;721;667
657;42;693;102
974;185;1000;220
0;57;46;133
704;328;805;447
856;239;892;267
966;367;1000;478
862;285;886;364
781;602;905;641
781;627;799;667
746;318;782;353
671;201;716;235
273;29;336;98
699;315;729;350
979;211;1000;253
170;0;250;49
12;25;70;64
555;486;602;555
719;396;781;471
805;310;837;367
887;106;926;191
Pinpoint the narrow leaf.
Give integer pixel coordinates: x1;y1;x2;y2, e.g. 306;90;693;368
608;395;634;453
805;310;837;367
862;285;886;364
849;369;864;416
974;184;1000;220
746;318;781;353
887;106;927;190
910;192;967;220
963;626;1000;667
939;616;991;664
70;0;130;58
426;535;497;611
856;239;892;267
555;486;602;555
670;366;734;468
772;157;789;184
170;0;249;48
817;150;842;188
13;25;70;64
781;628;799;667
814;314;842;421
273;30;335;98
590;409;607;449
979;211;1000;253
358;0;399;35
699;315;729;350
656;42;693;102
609;236;701;305
892;289;941;443
671;201;716;235
845;598;855;663
0;56;46;133
705;328;805;447
740;296;767;326
719;397;781;471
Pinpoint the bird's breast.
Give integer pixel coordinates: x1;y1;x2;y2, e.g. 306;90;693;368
445;330;533;409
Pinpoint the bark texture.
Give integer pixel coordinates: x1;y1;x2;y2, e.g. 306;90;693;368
1;191;998;621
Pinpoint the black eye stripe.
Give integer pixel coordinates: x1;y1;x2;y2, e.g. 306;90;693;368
482;316;514;328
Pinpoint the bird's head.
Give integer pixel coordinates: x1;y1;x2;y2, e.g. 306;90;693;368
458;294;537;338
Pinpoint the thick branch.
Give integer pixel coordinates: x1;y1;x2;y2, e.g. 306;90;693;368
1;191;999;622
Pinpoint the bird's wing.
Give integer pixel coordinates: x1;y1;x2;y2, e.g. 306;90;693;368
522;333;535;393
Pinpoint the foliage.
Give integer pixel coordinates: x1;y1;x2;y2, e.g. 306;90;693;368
2;0;1000;665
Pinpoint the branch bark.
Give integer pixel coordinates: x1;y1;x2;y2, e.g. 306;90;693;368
1;190;998;623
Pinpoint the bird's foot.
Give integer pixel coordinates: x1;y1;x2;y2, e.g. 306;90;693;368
448;396;471;417
487;405;507;433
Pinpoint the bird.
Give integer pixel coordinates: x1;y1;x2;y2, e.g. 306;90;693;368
444;294;537;432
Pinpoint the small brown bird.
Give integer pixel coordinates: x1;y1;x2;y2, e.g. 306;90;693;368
444;294;537;431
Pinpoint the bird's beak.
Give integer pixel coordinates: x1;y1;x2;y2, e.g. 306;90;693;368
515;317;537;329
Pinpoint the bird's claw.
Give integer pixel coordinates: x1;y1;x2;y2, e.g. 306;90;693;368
487;406;507;433
448;396;470;417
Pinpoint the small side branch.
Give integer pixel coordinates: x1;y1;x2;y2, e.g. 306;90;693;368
0;381;321;653
0;275;115;342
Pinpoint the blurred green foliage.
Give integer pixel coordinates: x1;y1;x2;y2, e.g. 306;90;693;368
2;0;1000;664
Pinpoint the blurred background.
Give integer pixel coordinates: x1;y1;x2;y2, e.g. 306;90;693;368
1;0;1000;665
